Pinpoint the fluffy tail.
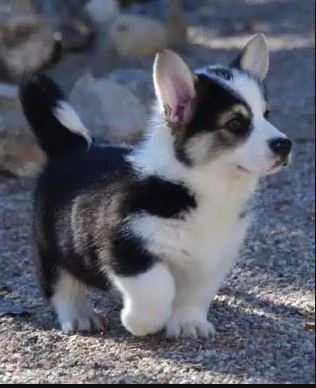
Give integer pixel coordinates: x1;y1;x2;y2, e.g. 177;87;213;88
20;75;91;159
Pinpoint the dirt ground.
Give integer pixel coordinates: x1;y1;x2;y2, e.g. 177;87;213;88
0;0;315;384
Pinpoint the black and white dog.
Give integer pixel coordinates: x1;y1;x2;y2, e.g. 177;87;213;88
20;34;292;339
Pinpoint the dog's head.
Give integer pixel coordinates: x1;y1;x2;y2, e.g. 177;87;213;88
154;34;292;177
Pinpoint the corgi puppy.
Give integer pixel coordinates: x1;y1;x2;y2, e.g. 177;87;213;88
20;34;292;339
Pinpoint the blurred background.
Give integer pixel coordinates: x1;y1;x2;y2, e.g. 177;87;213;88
0;0;314;177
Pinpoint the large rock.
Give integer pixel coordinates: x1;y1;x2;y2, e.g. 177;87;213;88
0;83;27;141
0;135;43;177
0;82;44;177
0;13;56;81
108;14;168;58
70;74;146;142
107;68;154;106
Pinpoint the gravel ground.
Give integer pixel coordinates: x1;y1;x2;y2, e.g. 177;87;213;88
0;0;315;384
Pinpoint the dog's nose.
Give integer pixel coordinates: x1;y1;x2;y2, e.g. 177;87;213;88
269;138;293;158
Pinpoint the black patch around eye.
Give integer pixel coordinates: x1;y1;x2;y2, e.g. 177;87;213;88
173;75;255;166
226;115;251;136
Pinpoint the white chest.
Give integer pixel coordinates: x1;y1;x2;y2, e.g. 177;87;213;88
130;191;253;274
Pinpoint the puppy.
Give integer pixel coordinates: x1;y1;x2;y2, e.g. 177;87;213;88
20;34;292;339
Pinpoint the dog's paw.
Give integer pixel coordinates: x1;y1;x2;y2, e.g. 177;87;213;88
166;318;215;339
121;309;167;337
60;312;108;334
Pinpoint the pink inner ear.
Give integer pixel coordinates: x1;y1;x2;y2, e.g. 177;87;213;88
176;97;193;123
171;74;195;124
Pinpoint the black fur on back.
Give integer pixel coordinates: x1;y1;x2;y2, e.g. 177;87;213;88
33;144;130;295
33;142;196;296
21;74;197;297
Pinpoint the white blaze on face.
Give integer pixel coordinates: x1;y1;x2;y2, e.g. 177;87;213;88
221;71;288;176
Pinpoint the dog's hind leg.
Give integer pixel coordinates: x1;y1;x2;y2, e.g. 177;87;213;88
51;270;107;334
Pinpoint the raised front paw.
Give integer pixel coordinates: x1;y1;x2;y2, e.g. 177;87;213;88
166;318;215;339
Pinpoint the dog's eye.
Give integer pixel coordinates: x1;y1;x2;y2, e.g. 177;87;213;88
226;116;250;135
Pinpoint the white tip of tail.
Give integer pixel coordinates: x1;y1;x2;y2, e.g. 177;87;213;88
54;101;92;146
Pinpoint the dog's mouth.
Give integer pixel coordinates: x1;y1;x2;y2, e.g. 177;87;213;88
267;157;291;175
236;165;251;174
269;156;291;173
270;159;283;171
236;157;290;176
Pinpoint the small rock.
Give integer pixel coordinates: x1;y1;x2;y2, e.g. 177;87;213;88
108;14;168;58
85;0;120;26
0;82;44;177
0;82;17;99
0;140;43;177
0;13;56;80
70;74;146;142
0;0;33;13
166;0;188;47
193;354;204;363
0;303;35;317
84;0;119;53
57;17;94;53
304;322;315;332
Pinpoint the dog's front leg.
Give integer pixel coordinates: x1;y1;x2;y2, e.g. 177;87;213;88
166;268;223;339
113;263;176;337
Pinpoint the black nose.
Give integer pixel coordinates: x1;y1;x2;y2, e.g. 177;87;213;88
269;138;293;158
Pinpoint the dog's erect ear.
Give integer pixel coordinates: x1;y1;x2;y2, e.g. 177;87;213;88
154;50;196;125
232;34;270;81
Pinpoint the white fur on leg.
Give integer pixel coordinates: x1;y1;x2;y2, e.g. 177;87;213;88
165;268;229;339
166;302;216;339
166;318;215;339
52;271;106;333
113;264;175;337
